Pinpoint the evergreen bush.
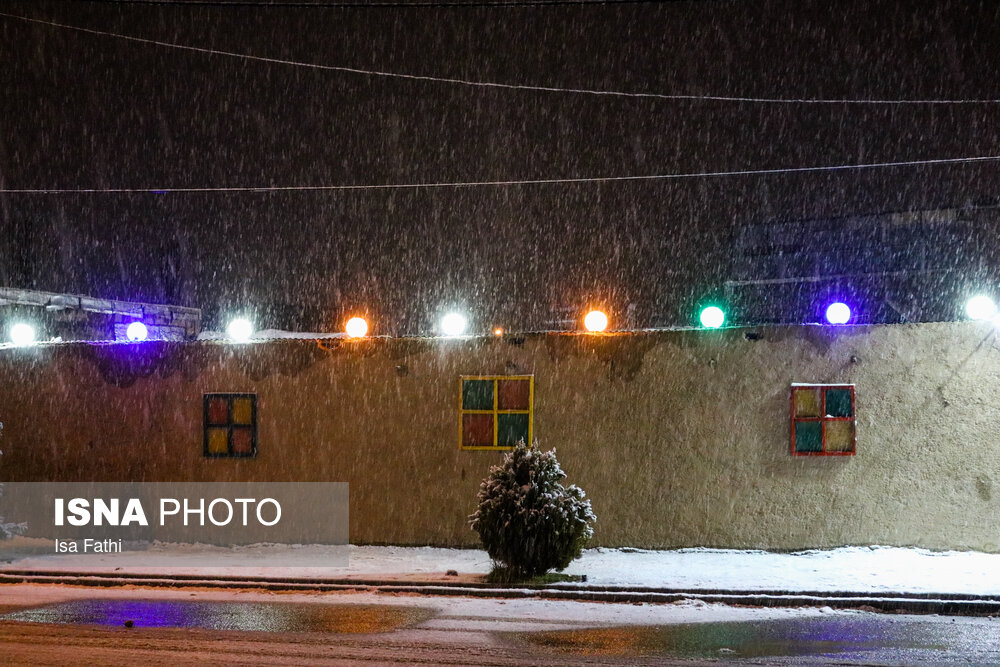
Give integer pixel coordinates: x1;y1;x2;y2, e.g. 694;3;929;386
470;441;595;580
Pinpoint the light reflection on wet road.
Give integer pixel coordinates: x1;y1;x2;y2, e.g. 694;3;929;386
3;598;1000;664
2;599;435;633
510;615;1000;663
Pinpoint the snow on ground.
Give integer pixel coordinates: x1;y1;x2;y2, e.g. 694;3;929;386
579;545;1000;594
4;544;1000;595
196;329;349;340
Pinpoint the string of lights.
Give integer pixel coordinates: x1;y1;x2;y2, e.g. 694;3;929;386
3;155;1000;194
6;294;1000;346
3;10;1000;105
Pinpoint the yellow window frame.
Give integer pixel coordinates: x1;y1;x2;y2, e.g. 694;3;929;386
458;375;534;451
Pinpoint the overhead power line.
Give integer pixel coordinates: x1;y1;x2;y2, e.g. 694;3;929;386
4;155;1000;194
59;0;678;6
2;10;999;105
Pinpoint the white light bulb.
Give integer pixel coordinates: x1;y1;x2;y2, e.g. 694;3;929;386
699;306;725;329
966;295;997;321
227;318;254;342
9;323;36;347
583;310;608;332
441;313;467;337
126;321;148;342
825;302;851;325
345;317;369;338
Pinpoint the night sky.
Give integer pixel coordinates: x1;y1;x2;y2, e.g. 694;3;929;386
2;0;1000;333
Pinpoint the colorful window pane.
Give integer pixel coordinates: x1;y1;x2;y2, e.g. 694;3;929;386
793;421;823;453
232;397;255;425
207;397;230;425
203;393;257;458
231;427;255;455
793;388;822;418
790;385;855;456
825;389;853;417
824;421;855;452
498;413;530;447
462;414;495;447
462;380;494;410
498;379;531;410
459;376;533;450
207;428;230;455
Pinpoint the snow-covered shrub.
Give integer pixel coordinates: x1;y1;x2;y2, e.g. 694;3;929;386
470;441;595;580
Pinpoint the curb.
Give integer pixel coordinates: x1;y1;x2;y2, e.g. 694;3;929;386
2;570;999;616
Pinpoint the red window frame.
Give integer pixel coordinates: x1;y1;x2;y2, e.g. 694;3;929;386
789;384;856;457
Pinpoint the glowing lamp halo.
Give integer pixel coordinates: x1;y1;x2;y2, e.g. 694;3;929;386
825;302;852;325
440;312;468;337
344;316;369;338
698;306;726;329
583;310;609;333
125;321;149;342
226;317;254;342
966;295;997;321
9;322;36;347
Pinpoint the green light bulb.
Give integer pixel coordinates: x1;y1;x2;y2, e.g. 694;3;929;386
699;306;725;328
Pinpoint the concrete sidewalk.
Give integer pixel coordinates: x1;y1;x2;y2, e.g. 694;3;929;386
6;545;1000;593
3;567;1000;617
4;544;1000;616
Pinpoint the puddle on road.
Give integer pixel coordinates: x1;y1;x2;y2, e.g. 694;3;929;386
511;617;948;660
0;599;435;634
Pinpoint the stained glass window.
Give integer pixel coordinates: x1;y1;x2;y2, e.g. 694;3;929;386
203;393;257;458
459;376;533;450
790;384;855;456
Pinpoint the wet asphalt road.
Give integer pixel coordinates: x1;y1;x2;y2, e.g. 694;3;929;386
2;595;1000;665
513;615;1000;664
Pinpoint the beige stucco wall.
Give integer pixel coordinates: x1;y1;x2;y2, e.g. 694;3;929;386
1;322;998;551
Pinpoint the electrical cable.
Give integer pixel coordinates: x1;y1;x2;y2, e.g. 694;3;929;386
34;0;682;7
2;10;999;105
4;154;999;194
